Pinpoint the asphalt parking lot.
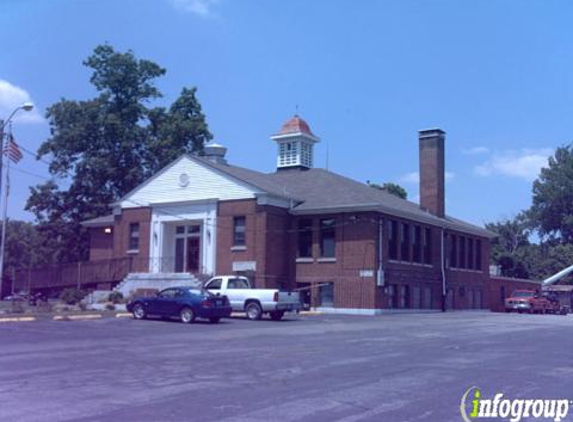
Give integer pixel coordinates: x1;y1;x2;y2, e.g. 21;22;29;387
1;311;572;422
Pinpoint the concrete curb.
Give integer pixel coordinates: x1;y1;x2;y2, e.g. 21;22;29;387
53;314;103;321
0;316;37;323
0;311;134;323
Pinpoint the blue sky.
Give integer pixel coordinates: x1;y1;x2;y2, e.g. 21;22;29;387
1;0;572;227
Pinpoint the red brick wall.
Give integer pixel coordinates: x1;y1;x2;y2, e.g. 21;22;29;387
88;227;113;261
113;207;152;272
215;199;293;290
216;199;258;277
293;213;378;309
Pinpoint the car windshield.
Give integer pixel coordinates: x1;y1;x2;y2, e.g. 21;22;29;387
185;288;212;297
513;291;534;298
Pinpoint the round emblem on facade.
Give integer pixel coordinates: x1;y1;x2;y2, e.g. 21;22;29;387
179;173;190;187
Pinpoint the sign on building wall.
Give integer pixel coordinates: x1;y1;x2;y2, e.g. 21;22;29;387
232;261;257;272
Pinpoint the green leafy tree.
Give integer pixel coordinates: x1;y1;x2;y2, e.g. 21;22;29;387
486;215;532;278
529;145;573;243
368;182;408;199
26;44;212;262
4;220;52;272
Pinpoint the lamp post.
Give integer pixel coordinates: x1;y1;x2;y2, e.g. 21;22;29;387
0;102;34;298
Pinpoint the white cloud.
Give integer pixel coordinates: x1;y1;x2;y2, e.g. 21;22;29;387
170;0;221;17
474;148;553;181
462;146;489;155
399;171;455;184
0;79;43;125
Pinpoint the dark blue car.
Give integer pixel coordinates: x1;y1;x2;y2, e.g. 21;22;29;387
127;286;232;324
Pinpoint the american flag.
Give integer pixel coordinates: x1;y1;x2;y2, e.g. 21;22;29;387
4;135;23;164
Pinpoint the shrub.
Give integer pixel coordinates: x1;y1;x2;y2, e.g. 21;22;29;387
10;301;25;314
59;288;86;305
108;291;124;304
37;301;53;313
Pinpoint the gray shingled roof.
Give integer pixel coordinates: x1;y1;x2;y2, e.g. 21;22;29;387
81;214;114;227
196;156;496;238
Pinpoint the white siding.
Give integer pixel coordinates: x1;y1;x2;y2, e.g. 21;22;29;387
120;156;258;208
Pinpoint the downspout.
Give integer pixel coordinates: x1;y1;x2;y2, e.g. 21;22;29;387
441;228;447;312
376;218;385;287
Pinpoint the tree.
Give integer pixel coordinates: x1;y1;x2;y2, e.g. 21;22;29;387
529;145;573;243
26;44;212;262
486;215;532;278
368;182;408;199
4;220;52;272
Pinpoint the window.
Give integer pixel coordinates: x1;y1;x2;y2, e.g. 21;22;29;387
388;220;398;260
233;217;246;246
228;278;250;289
320;218;336;257
400;285;410;308
476;239;482;271
400;223;410;261
450;235;458;268
459;237;467;268
207;279;222;290
423;287;433;309
387;285;397;308
159;288;177;299
412;286;422;308
412;226;422;263
128;223;140;251
423;228;432;265
298;219;313;258
468;238;474;270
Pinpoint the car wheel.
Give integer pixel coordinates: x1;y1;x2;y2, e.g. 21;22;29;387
132;303;146;320
245;302;263;320
270;311;284;321
180;307;195;324
209;317;220;324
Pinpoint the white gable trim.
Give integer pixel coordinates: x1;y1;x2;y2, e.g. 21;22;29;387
116;154;265;209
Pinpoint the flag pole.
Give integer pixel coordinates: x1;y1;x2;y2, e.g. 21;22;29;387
0;132;11;294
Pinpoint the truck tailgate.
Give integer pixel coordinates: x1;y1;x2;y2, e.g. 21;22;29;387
278;291;301;305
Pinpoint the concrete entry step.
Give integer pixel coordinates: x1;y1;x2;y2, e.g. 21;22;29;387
115;273;202;298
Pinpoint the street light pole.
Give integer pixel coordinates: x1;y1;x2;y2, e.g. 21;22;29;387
0;103;34;298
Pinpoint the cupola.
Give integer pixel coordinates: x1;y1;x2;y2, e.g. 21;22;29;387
270;115;320;170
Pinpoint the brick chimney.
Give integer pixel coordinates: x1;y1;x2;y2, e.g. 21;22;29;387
418;128;445;218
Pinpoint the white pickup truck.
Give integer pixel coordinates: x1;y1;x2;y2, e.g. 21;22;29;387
204;275;301;321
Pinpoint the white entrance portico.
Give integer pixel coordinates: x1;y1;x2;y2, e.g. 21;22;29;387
148;200;217;275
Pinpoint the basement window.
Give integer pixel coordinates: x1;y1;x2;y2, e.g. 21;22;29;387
298;219;313;258
319;218;336;258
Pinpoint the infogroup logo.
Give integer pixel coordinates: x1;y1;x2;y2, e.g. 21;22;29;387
460;387;571;422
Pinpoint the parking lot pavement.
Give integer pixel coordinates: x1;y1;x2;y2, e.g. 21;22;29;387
1;312;572;422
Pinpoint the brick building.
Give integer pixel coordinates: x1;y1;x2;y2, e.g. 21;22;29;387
83;115;497;314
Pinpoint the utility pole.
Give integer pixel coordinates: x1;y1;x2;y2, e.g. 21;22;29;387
0;103;34;298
